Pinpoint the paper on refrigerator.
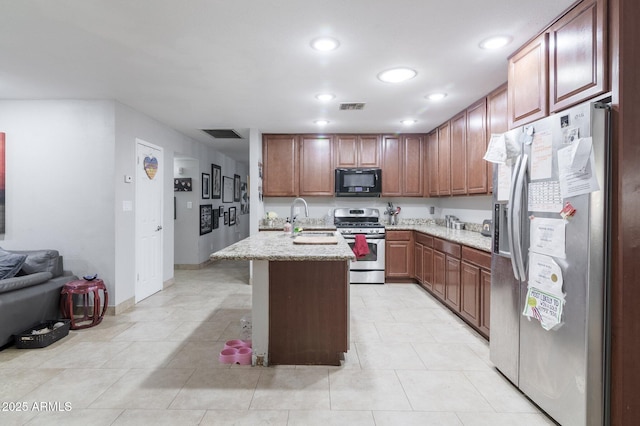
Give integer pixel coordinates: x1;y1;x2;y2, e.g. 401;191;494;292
523;253;566;331
496;163;512;201
483;132;521;164
530;131;553;180
557;137;600;198
529;217;566;259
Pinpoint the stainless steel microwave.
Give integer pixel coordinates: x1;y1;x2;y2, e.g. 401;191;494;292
334;168;382;197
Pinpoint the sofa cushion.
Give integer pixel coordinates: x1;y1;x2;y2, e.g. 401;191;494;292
19;250;61;276
0;272;53;294
0;249;28;280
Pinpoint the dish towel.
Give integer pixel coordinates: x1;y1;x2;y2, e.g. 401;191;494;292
352;234;370;258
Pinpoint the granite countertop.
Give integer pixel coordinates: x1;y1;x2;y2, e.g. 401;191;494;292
210;230;356;261
386;223;492;252
257;218;491;253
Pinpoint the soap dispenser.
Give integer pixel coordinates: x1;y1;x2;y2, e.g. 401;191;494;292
283;218;292;234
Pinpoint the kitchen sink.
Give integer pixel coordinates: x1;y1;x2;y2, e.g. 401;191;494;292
292;232;338;245
294;231;336;237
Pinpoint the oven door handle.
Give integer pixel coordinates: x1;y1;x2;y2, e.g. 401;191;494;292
342;234;385;240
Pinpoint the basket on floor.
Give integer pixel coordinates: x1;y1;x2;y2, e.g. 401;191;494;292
13;319;71;349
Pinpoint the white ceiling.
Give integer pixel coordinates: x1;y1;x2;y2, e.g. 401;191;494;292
0;0;575;162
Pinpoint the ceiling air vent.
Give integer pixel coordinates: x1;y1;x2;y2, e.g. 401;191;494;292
201;129;242;139
339;102;366;111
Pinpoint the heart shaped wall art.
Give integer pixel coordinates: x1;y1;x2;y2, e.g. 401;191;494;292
144;156;158;180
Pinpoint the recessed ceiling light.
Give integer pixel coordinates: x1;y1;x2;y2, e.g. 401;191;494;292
315;93;335;101
311;37;340;51
377;67;417;83
426;93;447;101
401;119;417;125
479;36;512;50
314;119;330;126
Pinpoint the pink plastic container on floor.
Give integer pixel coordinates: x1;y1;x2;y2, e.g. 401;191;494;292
224;339;251;350
235;347;252;365
218;348;237;364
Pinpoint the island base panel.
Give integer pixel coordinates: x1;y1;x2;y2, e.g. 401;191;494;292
268;260;348;365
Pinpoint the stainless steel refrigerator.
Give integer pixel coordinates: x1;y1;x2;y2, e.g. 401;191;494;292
490;96;611;426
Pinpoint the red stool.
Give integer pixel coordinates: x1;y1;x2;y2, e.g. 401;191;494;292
60;279;108;330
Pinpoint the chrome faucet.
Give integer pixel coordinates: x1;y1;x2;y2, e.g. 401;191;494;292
290;197;309;234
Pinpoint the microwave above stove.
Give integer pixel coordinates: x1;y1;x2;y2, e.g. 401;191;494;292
335;168;382;197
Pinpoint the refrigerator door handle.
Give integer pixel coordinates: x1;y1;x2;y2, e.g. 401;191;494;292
506;155;523;280
512;153;528;281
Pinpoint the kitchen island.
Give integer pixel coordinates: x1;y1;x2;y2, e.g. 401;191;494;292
210;231;355;366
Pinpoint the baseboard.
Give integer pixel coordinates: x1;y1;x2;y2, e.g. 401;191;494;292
174;259;212;270
106;296;135;316
163;277;175;289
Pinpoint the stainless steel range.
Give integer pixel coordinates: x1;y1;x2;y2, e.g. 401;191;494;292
334;208;385;284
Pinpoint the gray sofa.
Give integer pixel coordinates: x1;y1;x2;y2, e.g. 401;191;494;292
0;249;78;349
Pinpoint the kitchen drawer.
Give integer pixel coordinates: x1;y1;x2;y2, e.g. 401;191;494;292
462;246;491;269
386;230;413;241
415;232;433;247
433;237;461;258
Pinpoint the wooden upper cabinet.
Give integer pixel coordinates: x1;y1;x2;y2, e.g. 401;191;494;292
263;134;298;196
437;121;451;196
299;134;334;196
450;112;467;195
402;134;423;196
381;135;402;196
335;135;358;168
487;84;508;193
508;32;549;128
548;0;606;112
426;130;439;197
335;134;381;168
382;134;423;196
358;135;381;168
466;99;488;194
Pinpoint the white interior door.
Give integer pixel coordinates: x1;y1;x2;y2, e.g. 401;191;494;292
135;140;164;302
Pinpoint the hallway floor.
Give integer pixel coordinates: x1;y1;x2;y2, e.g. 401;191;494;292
0;260;554;425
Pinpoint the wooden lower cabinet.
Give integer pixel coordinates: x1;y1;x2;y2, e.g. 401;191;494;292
461;261;481;328
444;256;461;311
480;269;491;337
422;246;433;291
385;231;414;281
460;246;492;338
414;243;423;283
432;250;446;300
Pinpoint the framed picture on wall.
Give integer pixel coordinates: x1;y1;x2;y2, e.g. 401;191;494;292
199;204;213;235
218;206;224;217
224;211;229;225
174;177;192;192
211;164;221;199
223;176;234;203
212;211;219;229
201;173;210;199
229;207;236;226
240;181;248;214
234;174;241;202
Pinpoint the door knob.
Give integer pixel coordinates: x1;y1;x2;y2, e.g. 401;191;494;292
156;225;163;231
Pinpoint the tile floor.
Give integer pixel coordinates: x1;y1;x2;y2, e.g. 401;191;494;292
0;260;555;425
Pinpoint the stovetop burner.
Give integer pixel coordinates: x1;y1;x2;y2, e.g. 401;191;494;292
333;207;385;234
335;221;383;228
